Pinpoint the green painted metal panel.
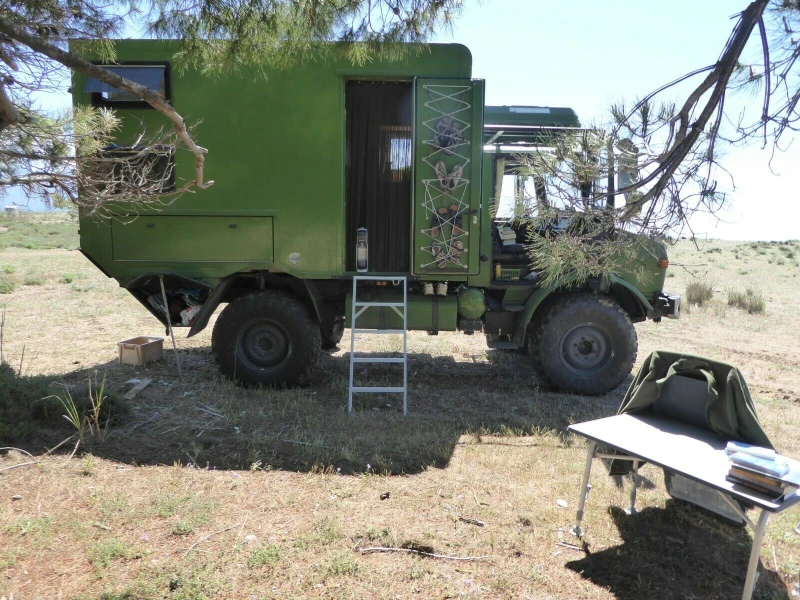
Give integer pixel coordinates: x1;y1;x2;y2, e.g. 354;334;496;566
345;290;457;331
112;216;273;262
501;286;534;306
609;274;655;312
71;40;473;281
412;78;484;279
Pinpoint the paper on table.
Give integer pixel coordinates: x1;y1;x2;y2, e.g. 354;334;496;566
725;441;776;460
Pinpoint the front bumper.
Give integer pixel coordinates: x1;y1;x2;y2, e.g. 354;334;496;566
653;292;681;320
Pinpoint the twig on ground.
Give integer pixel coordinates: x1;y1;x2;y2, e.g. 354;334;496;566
472;488;488;506
0;435;78;472
196;404;225;419
67;438;81;460
0;460;38;472
0;446;37;472
556;541;589;552
458;516;485;527
183;524;241;558
0;447;35;459
234;517;249;548
356;547;490;561
281;439;333;449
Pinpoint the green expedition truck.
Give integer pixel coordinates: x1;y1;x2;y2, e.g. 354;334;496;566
72;41;680;395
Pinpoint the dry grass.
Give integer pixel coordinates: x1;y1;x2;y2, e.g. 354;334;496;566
728;287;767;314
684;280;714;306
1;238;800;599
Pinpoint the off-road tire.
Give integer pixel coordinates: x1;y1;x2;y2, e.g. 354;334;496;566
321;318;345;350
528;293;637;395
212;291;320;387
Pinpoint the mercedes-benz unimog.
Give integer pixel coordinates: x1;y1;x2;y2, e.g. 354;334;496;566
72;41;680;395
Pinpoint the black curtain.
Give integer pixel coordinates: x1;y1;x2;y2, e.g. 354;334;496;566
345;81;412;272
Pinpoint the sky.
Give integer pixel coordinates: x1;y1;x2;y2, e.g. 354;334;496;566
432;0;800;241
4;0;797;240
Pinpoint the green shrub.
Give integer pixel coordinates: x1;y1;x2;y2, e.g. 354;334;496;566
685;281;714;306
2;265;16;274
59;274;74;284
0;363;128;444
0;362;57;442
248;545;281;568
22;273;45;286
727;288;766;315
0;275;16;294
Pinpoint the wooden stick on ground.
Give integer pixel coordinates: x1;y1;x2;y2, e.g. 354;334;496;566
356;547;490;561
123;378;153;401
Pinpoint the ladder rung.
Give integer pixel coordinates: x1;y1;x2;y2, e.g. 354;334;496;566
353;329;405;334
354;302;406;307
352;357;405;364
351;386;406;393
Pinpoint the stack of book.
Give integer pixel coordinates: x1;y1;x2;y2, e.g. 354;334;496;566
725;441;800;500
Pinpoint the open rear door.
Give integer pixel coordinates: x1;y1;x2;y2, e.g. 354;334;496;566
412;78;485;277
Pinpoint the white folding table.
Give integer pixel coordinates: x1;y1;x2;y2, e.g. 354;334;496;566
568;413;800;600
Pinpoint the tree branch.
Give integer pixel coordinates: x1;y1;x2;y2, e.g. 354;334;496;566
0;15;214;192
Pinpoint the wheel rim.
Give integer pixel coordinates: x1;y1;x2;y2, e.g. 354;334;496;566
558;323;614;376
236;319;292;372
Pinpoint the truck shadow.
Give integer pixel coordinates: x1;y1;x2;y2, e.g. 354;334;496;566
21;348;793;600
28;344;627;474
565;502;789;600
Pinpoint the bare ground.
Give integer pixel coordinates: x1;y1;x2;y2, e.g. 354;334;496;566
1;238;800;599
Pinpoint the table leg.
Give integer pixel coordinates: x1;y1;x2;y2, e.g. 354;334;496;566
571;440;596;538
626;460;639;515
742;510;769;600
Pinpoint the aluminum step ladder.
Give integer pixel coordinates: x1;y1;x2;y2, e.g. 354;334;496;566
348;275;408;415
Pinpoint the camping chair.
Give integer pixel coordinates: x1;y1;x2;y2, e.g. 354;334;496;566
613;350;774;525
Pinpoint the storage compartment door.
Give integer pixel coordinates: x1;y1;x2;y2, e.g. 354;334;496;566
412;78;484;277
112;216;273;262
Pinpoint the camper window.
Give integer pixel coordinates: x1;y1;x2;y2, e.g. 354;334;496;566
85;64;170;106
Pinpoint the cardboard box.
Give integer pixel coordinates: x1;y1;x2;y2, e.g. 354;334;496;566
118;336;164;366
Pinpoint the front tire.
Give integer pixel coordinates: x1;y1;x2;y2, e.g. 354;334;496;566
528;293;637;395
212;291;320;387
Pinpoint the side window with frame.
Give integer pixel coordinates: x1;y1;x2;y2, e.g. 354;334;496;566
85;64;170;107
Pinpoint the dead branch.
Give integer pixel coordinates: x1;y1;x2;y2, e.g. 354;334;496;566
0;15;214;193
356;546;490;561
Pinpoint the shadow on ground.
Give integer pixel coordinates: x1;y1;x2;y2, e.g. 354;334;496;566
22;343;630;474
566;501;789;600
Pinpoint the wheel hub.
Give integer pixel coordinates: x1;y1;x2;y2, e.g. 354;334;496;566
559;324;613;375
237;320;291;371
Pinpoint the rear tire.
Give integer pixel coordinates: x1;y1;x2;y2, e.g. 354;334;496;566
212;291;319;387
528;293;637;395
